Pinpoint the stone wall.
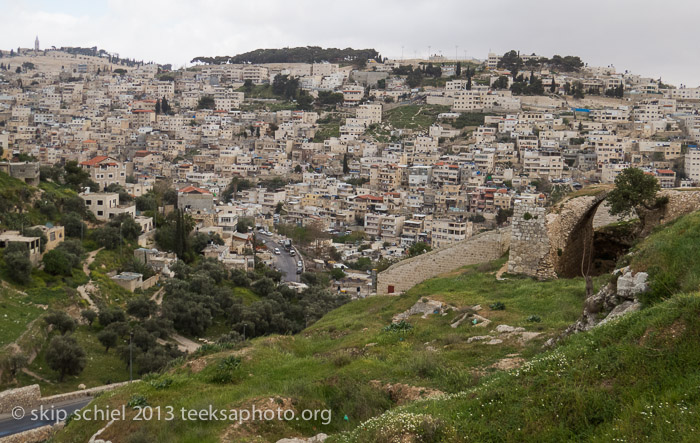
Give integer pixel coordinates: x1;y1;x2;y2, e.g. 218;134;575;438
507;204;551;278
377;228;510;295
660;189;700;220
0;423;63;443
40;380;134;405
0;384;41;414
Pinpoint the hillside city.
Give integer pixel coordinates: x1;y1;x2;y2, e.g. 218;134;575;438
2;40;700;442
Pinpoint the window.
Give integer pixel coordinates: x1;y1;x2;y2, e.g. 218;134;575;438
97;211;103;216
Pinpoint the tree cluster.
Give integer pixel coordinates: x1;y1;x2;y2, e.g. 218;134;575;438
192;47;380;65
161;259;348;339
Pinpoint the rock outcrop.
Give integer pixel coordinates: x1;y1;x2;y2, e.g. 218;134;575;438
546;267;647;347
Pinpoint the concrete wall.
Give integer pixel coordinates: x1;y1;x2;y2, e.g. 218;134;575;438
377;228;510;295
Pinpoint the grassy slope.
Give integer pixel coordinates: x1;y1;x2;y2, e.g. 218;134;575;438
15;325;131;396
335;294;700;442
626;210;700;301
0;287;44;347
54;210;700;442
55;258;596;442
334;210;700;442
384;105;450;131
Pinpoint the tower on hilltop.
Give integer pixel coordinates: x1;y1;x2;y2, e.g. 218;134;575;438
34;36;39;52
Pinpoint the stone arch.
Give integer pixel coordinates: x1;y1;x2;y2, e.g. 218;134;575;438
508;186;613;279
509;188;700;280
553;197;608;278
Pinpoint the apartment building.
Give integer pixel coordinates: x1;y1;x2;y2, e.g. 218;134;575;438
356;104;382;124
178;186;214;212
685;147;700;184
430;219;472;249
522;150;564;179
364;213;405;241
342;85;365;104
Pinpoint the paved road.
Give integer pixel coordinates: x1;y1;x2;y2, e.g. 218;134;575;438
263;236;299;283
0;397;93;438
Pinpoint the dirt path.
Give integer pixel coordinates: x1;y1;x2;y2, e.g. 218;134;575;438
171;334;201;353
495;261;509;280
76;248;104;311
150;287;165;306
21;368;53;384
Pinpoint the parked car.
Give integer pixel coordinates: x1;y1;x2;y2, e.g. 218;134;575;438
297;260;303;268
274;248;281;255
290;250;296;256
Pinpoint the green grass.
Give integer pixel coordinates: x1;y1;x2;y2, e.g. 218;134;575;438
627;211;700;304
334;293;700;442
16;325;131;395
89;244;141;306
236;84;279;99
52;210;700;442
0;287;44;348
54;257;596;443
313;115;343;142
384;105;449;131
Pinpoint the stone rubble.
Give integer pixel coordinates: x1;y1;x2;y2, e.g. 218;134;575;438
546;268;647;347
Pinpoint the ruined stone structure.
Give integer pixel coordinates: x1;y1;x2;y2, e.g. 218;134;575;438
377;187;700;295
509;188;700;280
377;228;510;295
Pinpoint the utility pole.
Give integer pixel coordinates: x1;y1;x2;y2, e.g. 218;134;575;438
129;330;134;383
428;45;431;60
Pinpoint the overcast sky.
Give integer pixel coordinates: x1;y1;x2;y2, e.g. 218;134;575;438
1;0;698;86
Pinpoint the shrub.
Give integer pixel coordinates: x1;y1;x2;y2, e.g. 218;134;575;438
527;315;542;322
148;378;173;390
490;302;506;311
44;311;76;335
43;249;75;276
523;212;533;220
127;394;148;408
383;320;413;332
208;356;242;384
3;243;32;284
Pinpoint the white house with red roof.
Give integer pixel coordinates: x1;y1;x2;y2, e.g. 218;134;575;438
79;155;126;190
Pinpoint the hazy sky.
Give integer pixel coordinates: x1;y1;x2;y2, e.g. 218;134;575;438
1;0;698;86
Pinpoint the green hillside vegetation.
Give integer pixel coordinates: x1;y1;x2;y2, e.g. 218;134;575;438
626;211;700;304
55;256;602;442
384;105;450;131
337;293;700;442
192;47;380;65
49;210;700;442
